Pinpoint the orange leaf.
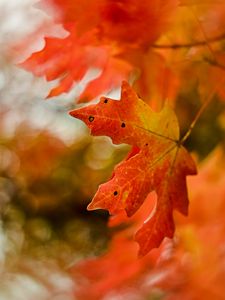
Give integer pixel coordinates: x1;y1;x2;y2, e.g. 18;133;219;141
70;81;197;255
21;0;177;102
44;0;177;46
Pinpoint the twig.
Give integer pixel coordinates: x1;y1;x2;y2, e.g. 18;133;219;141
180;78;225;144
151;32;225;50
204;57;225;71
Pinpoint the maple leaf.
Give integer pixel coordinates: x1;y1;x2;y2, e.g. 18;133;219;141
44;0;177;46
21;0;177;102
22;25;132;100
70;81;197;255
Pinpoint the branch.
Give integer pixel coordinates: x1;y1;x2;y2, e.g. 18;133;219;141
204;57;225;71
151;32;225;50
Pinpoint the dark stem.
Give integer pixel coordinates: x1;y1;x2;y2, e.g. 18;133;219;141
204;57;225;71
180;78;225;144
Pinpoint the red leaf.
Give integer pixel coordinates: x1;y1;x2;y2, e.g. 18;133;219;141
20;0;177;102
70;82;197;255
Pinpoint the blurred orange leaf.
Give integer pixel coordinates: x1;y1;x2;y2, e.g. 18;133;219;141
21;0;177;102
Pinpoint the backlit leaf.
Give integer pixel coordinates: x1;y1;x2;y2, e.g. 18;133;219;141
70;82;197;255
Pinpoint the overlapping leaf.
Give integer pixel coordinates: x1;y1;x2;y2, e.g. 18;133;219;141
70;82;197;255
21;0;177;103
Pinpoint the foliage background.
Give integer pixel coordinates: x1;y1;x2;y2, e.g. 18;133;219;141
0;0;225;299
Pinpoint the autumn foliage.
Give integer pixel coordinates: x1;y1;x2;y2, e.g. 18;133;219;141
2;0;225;299
22;0;178;103
70;81;197;255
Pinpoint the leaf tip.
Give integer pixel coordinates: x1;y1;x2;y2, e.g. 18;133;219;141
69;110;76;117
87;201;98;211
121;80;132;92
87;203;94;211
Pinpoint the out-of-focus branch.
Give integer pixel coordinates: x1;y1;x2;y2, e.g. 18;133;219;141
204;57;225;71
151;32;225;49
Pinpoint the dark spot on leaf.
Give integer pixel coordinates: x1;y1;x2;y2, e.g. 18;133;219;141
145;143;148;146
121;122;126;128
89;116;94;122
104;99;108;103
113;191;118;196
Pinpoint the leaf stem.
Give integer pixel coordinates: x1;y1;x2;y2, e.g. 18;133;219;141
178;86;222;145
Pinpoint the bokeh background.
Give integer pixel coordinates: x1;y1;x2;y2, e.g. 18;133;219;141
1;1;225;300
0;1;124;298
